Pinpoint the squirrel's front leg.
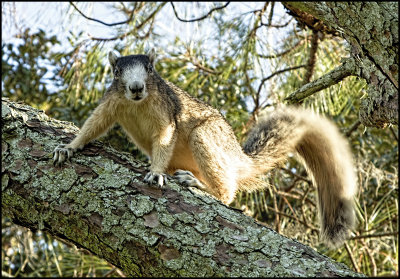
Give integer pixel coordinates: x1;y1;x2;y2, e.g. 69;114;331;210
53;144;83;166
144;124;177;187
53;101;116;166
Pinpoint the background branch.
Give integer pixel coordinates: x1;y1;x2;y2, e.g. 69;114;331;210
257;64;307;96
282;1;398;127
170;2;230;22
285;58;357;104
69;2;135;27
258;38;304;59
87;3;166;41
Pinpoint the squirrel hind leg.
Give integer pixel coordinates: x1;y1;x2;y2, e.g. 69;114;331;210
174;169;236;205
174;170;207;190
191;154;238;205
188;124;243;205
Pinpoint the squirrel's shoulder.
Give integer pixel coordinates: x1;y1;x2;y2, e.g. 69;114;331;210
163;80;216;110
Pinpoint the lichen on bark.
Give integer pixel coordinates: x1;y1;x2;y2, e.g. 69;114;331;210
1;98;364;277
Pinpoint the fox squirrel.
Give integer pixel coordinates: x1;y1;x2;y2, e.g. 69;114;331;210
53;49;357;247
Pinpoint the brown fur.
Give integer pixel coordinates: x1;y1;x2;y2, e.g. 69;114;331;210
243;107;357;247
54;51;357;248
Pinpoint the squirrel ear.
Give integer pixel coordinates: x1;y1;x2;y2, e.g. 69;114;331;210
148;48;156;65
108;51;118;67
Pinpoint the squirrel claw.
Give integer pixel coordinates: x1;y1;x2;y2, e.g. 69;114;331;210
144;171;168;187
53;144;74;166
174;169;206;190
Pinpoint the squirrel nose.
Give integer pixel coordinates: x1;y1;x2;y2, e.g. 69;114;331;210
129;82;144;93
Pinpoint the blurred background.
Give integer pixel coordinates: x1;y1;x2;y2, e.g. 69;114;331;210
2;2;398;277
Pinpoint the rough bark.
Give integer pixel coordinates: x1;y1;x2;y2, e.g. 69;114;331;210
282;1;398;128
1;98;364;277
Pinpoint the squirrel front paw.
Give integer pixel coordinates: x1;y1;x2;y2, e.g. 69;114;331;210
53;144;75;166
144;171;168;187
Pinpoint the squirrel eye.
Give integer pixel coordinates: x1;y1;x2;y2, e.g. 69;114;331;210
114;67;120;77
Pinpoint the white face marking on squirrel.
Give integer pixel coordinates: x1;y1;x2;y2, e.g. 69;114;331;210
108;51;156;102
122;63;148;102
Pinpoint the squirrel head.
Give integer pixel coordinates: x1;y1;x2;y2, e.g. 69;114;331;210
108;49;156;102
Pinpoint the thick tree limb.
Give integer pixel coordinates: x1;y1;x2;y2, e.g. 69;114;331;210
1;98;364;277
282;1;398;128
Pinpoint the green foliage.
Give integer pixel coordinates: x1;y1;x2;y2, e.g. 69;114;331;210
2;218;120;277
2;28;63;112
156;39;251;135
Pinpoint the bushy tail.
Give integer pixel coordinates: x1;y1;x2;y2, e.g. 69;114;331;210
243;106;357;247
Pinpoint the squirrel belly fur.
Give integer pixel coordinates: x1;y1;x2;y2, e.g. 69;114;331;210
53;49;357;248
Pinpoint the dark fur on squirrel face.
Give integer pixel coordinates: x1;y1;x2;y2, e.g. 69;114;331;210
109;53;155;102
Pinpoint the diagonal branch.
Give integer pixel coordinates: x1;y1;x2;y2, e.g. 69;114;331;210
257;64;307;95
170;2;230;22
258;38;304;59
87;2;166;41
69;2;135;27
282;1;398;127
2;98;363;277
285;58;358;104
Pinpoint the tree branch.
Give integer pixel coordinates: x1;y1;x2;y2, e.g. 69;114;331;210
285;58;357;104
281;2;338;36
87;2;166;42
2;98;362;277
257;64;307;96
183;49;222;75
69;2;135;27
302;30;320;85
258;38;304;59
170;2;230;22
350;231;399;240
262;18;294;28
282;1;398;128
266;2;275;26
